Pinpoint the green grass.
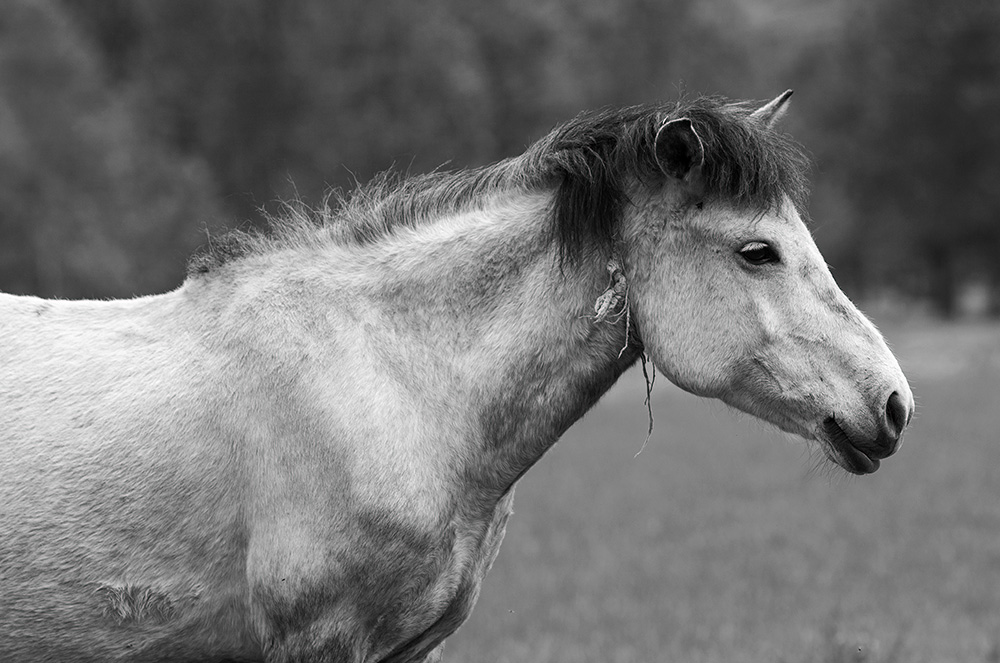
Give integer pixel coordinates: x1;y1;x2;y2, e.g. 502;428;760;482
447;319;1000;663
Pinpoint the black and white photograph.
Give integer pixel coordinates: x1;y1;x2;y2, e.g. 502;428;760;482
1;1;998;661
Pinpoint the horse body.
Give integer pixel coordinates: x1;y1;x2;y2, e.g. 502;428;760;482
0;93;913;661
1;197;635;661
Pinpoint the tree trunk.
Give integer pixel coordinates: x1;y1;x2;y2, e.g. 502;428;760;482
924;243;956;318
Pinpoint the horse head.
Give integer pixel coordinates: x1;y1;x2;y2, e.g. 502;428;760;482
622;92;913;474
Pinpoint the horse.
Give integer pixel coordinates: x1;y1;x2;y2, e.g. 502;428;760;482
0;91;913;662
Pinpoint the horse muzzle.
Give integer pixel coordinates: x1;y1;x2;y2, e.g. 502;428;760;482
821;390;914;475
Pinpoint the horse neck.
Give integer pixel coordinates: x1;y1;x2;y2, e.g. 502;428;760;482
349;192;642;498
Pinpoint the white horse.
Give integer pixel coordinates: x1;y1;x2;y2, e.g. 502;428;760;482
0;91;913;662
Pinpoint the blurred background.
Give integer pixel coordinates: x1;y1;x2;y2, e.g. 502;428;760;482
2;0;999;313
3;1;1000;662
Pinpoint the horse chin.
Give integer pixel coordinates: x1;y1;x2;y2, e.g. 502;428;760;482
728;399;879;475
818;417;880;475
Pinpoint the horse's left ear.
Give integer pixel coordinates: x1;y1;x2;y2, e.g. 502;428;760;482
750;89;793;128
654;117;705;182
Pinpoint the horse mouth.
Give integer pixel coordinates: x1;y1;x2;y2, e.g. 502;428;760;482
821;416;879;475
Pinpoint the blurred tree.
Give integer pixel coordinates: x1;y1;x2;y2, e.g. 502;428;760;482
0;0;222;298
60;0;737;216
103;0;299;220
811;0;1000;315
58;0;139;81
277;0;502;200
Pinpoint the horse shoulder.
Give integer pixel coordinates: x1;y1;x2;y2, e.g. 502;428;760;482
240;319;516;661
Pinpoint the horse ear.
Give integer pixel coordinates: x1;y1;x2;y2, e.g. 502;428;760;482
654;117;705;182
750;89;793;128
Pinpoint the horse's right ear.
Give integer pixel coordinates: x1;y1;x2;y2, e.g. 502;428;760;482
654;118;705;183
750;89;793;128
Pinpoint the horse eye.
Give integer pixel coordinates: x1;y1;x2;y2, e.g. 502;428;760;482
738;241;780;265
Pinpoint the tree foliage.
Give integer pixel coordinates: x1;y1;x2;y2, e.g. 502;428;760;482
0;0;221;297
808;0;1000;313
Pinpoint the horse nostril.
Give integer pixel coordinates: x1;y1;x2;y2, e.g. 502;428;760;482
884;391;909;441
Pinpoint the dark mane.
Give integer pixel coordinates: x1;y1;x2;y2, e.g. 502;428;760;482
188;96;809;276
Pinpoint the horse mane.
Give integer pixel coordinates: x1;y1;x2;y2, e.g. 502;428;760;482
188;96;809;276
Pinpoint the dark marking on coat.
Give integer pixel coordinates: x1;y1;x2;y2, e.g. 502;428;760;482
97;584;174;624
474;334;640;500
254;508;455;660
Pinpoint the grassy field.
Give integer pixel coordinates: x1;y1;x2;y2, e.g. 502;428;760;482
447;319;1000;663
